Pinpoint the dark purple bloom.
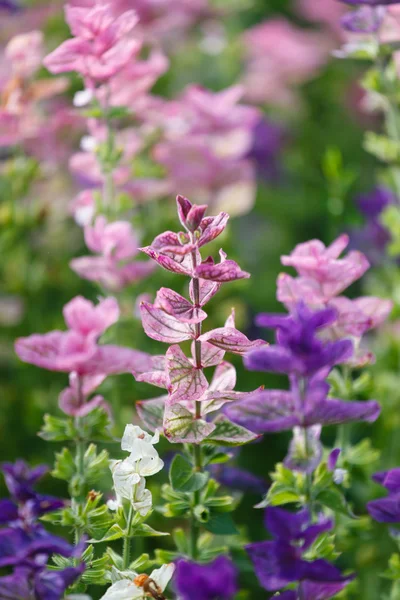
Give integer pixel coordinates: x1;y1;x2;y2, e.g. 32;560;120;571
278;580;354;599
175;556;238;600
0;0;20;12
224;375;380;433
211;464;268;494
357;186;394;218
0;565;84;600
341;6;385;32
367;468;400;522
328;448;341;472
2;461;49;502
246;118;284;181
246;507;353;594
351;186;393;264
246;303;353;378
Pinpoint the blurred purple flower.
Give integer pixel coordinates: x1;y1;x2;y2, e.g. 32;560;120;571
341;6;385;31
351;186;393;264
247;507;353;594
0;0;20;12
368;468;400;522
175;556;238;600
246;117;285;181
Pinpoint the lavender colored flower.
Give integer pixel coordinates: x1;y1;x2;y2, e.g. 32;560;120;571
211;464;268;495
246;117;284;181
340;0;400;5
245;303;353;377
0;461;63;527
175;556;238;600
351;186;393;264
0;0;20;11
367;468;400;522
341;6;385;32
247;507;353;594
0;565;84;600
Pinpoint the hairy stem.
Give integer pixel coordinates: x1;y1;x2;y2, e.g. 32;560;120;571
73;376;86;542
123;504;134;569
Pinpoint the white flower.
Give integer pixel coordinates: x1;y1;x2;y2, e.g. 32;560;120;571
73;88;94;107
80;135;98;152
131;477;152;517
107;494;123;512
121;425;160;456
100;564;175;600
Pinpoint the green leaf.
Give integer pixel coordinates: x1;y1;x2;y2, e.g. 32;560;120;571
164;403;215;443
204;512;238;536
206;415;259;446
345;439;380;467
169;454;208;493
316;488;356;518
83;444;110;484
89;523;125;543
39;414;75;442
133;523;169;537
52;447;75;481
364;132;400;164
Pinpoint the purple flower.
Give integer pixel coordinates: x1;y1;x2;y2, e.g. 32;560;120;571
211;464;268;495
246;118;284;181
175;556;238;600
245;303;353;377
367;468;400;522
351;187;393;264
0;0;20;11
0;565;84;600
340;0;400;5
246;507;353;594
225;375;380;434
0;461;63;527
341;6;385;32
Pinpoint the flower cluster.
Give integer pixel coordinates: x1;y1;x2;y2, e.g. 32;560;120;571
247;507;353;599
277;234;393;364
368;468;400;522
0;461;83;600
226;302;380;472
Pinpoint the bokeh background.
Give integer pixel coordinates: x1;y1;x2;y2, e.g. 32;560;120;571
1;0;398;598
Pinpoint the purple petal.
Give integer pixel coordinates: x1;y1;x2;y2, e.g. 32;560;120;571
246;540;301;591
195;253;250;282
304;398;381;427
328;449;341;472
368;494;400;523
198;212;229;247
300;579;354;600
264;507;311;542
373;469;400;492
225;389;298;433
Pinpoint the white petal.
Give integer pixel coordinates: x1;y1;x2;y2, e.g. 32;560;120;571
150;563;175;592
121;424;153;452
73;88;94;107
111;459;141;500
133;455;164;477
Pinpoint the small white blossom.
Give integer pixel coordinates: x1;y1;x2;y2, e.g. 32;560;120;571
333;468;348;485
100;564;175;600
73;88;94;107
80;135;98;152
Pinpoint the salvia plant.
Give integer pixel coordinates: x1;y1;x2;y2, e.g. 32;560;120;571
6;0;400;599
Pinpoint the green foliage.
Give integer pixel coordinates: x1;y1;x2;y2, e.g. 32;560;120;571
169;454;208;493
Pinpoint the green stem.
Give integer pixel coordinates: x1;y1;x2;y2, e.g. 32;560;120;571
304;427;314;517
123;504;134;569
73;376;87;543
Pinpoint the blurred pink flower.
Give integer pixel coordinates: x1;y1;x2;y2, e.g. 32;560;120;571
44;3;141;84
242;18;331;106
71;216;155;291
58;372;110;417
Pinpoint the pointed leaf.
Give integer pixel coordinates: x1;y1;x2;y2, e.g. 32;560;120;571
136;396;166;432
166;345;208;402
140;302;193;343
89;524;125;543
206;415;259;446
170;454;208;493
164;402;215;444
204;512;238;535
190;278;221;307
156;288;207;323
199;327;266;355
133;354;167;388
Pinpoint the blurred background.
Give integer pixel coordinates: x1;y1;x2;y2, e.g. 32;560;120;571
0;0;397;598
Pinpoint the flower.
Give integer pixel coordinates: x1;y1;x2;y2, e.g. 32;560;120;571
100;564;175;599
351;186;393;264
15;296;152;377
245;303;353;377
246;507;353;595
367;468;400;522
174;556;238;600
110;425;163;512
44;3;140;84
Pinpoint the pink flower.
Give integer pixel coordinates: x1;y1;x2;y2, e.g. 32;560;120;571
15;296;153;376
44;3;141;83
58;372;110;417
242;18;331;106
69;190;96;226
71;216;155;290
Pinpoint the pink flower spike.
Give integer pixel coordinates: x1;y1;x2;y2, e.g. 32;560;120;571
156;288;207;323
198;327;266;355
140;302;194;344
63;296;119;339
328;296;393;338
277;273;325;308
195;250;250;283
166;345;208;402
